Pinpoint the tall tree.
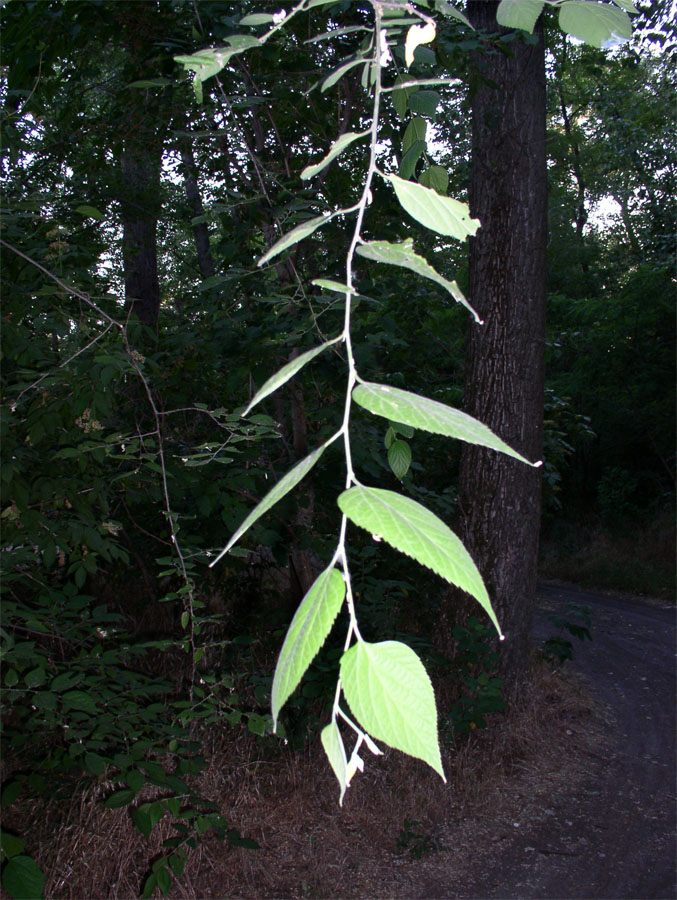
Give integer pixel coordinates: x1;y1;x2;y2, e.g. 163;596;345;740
453;1;548;681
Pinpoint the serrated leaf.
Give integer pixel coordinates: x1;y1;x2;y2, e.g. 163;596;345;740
321;57;366;92
399;140;426;180
355;239;480;322
272;567;346;729
258;208;346;267
405;22;436;68
210;441;331;566
388;440;411;480
337;486;500;634
340;639;444;778
353;381;537;465
496;0;545;32
243;337;341;416
301;130;370;181
2;855;45;900
418;165;449;195
408;90;440;118
559;1;632;48
321;721;349;805
386;174;480;240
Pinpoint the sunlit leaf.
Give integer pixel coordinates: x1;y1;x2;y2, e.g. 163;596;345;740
258;208;350;267
210;440;334;566
75;205;105;221
311;279;356;294
435;1;473;27
272;567;346;729
321;57;366;92
243;337;342;416
405;22;436;68
418;164;449;195
239;13;275;26
355;239;480;321
385;174;480;240
341;639;445;778
496;0;545;32
301;131;370;180
321;721;349;805
558;1;632;48
338;486;500;634
353;381;539;465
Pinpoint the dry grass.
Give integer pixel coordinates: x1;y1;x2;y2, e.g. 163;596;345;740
3;657;605;900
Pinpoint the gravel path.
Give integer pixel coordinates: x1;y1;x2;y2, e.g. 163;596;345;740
461;582;676;900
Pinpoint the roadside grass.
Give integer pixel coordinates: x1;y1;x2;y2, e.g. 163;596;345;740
540;511;675;601
2;657;602;899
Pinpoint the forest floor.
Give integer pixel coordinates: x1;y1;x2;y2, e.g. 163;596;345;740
17;582;676;900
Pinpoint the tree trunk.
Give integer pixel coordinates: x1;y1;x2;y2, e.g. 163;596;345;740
120;95;166;330
452;2;548;683
179;137;216;281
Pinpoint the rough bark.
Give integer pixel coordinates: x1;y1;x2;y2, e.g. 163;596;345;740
453;2;548;682
120;98;165;330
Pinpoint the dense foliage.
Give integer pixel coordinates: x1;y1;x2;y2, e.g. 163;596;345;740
1;0;673;896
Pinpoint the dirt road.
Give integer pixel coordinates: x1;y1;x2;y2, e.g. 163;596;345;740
423;582;676;900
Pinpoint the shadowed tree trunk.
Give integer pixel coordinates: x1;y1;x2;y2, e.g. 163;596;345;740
179;136;216;281
450;2;548;683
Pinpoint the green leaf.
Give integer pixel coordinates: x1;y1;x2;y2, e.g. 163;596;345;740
340;640;444;779
301;131;370;181
239;13;275;25
24;668;45;689
321;57;366;93
408;90;440;118
388;440;411;480
355;239;480;322
75;205;105;221
243;337;342;416
0;831;25;860
496;0;545;32
418;165;449;195
258;208;348;267
142;873;157;900
311;279;355;294
402;116;427;154
399;140;426;180
1;782;22;809
558;1;632;48
435;1;472;27
104;789;137;809
337;486;500;635
353;381;538;464
392;75;417;118
2;855;45;900
210;440;333;566
62;690;98;713
84;753;106;776
320;721;349;805
385;174;480;240
271;567;346;729
131;806;153;838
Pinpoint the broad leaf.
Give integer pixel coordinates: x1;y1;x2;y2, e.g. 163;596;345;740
340;640;444;779
311;278;355;294
418;165;449;195
272;567;346;729
337;486;500;634
558;1;632;48
399;140;426;180
243;337;342;416
353;381;538;464
402;116;427;153
1;855;45;900
258;209;342;267
496;0;545;32
321;721;349;805
386;174;480;240
408;90;440;118
355;239;480;322
387;439;411;480
435;1;472;27
210;441;332;566
301;131;370;181
239;13;275;25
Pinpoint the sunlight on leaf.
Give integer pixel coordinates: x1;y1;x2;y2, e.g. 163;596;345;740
385;174;480;240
